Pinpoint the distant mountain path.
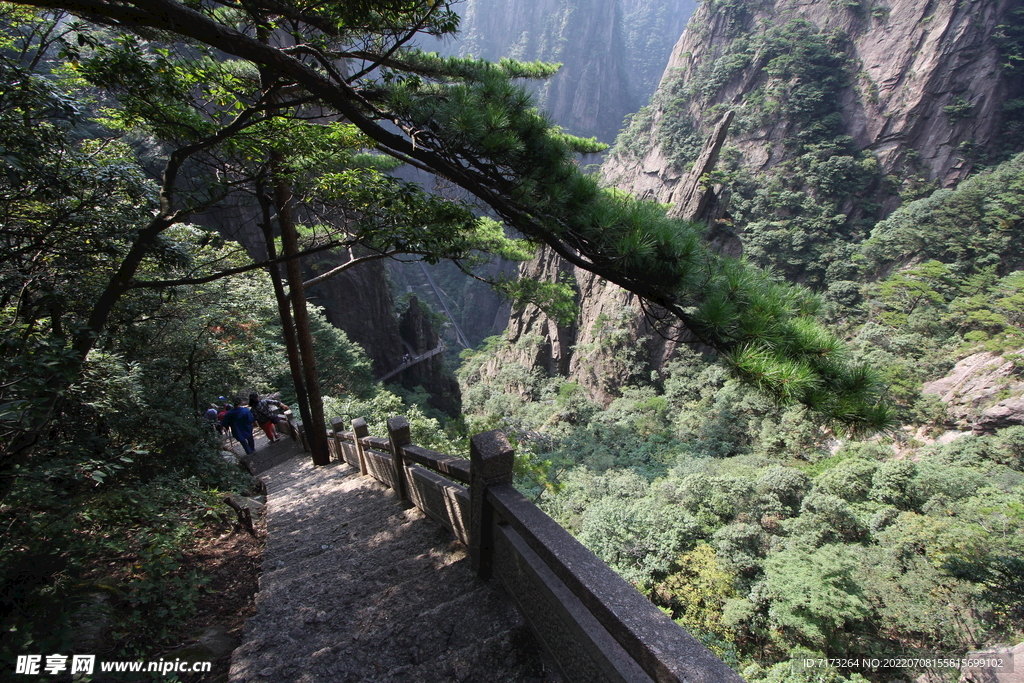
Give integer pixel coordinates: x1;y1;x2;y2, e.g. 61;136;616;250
418;261;470;349
377;344;444;382
229;442;558;683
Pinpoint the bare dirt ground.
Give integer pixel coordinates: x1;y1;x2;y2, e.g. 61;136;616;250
174;519;265;683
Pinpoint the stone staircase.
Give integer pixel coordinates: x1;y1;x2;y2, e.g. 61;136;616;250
229;443;559;683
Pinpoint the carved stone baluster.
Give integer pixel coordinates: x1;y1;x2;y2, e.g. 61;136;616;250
469;430;514;580
387;416;411;502
351;417;369;476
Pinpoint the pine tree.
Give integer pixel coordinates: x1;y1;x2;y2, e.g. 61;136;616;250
7;0;894;435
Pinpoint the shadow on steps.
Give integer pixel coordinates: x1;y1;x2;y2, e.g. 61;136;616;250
241;433;306;475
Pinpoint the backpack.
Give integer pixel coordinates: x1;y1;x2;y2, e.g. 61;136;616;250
251;399;275;424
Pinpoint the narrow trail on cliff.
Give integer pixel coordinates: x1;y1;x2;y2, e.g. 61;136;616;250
418;261;471;350
377;344;445;382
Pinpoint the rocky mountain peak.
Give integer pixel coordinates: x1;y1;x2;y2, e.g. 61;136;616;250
605;0;1023;205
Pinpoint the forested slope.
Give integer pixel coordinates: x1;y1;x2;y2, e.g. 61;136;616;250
459;155;1024;681
456;1;1024;680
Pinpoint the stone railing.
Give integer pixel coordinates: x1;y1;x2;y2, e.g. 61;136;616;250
274;409;304;448
317;415;745;683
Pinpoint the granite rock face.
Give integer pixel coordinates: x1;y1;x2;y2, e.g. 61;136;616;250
484;0;1022;403
922;350;1024;433
306;252;405;378
603;0;1022;203
396;296;462;417
449;0;697;143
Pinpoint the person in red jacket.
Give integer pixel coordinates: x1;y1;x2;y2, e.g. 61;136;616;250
216;403;230;436
249;392;288;443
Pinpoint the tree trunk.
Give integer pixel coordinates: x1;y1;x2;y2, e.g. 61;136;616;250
256;181;312;441
272;154;331;466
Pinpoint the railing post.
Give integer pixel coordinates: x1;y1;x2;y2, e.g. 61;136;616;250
282;409;297;440
294;420;309;452
470;430;514;580
387;416;411;502
351;417;369;476
330;417;345;463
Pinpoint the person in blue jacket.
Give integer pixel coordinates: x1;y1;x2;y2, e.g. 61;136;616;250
221;398;256;455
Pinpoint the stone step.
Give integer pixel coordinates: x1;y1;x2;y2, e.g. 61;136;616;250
381;618;562;683
230;450;551;683
242;436;302;475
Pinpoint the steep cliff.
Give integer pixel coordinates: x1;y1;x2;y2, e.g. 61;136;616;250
605;0;1024;288
492;121;731;402
451;0;697;142
484;0;1024;404
305;253;405;377
394;296;462;417
491;120;732;403
494;247;697;404
387;258;516;350
606;0;1023;200
195;202;436;387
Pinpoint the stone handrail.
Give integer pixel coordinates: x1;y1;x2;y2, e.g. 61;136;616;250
320;415;745;683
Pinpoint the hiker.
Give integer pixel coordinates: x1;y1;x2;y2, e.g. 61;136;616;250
221;399;256;455
216;403;230;435
249;392;288;443
204;403;223;435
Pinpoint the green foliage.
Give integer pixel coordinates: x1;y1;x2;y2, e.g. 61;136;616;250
817;156;1024;425
763;544;870;651
995;7;1024;77
814;459;877;503
874;260;956;325
731;137;880;288
1;470;251;660
577;492;700;586
18;1;1024;677
943;96;974;123
450;5;1024;680
944;555;1024;624
0;19;386;662
654;543;740;663
0;220;286;656
462;330;1024;674
494;274;578;326
863;152;1024;275
699;0;754;36
322;387;463;456
296;308;374;399
612;104;656;160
